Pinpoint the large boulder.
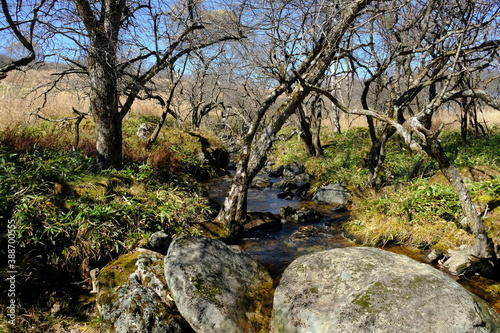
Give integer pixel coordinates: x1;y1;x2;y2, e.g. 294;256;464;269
96;250;190;333
271;247;500;333
165;236;273;333
312;183;351;204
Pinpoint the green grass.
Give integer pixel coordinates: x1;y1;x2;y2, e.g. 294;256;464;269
271;127;371;188
0;144;214;272
0;123;221;332
269;126;500;251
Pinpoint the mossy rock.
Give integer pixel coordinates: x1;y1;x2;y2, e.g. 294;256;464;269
272;247;500;332
429;166;500;185
97;249;190;333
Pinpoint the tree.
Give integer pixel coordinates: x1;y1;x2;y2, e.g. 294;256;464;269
0;0;43;79
295;94;324;157
184;49;225;129
15;0;245;168
353;0;500;188
300;0;500;271
215;0;374;236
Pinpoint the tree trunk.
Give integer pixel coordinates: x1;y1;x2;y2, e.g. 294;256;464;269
296;104;323;157
425;133;493;260
89;53;122;169
367;126;396;188
74;0;126;169
216;89;309;226
217;159;250;235
215;0;372;235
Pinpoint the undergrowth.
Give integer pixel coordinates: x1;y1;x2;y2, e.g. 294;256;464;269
271;126;500;252
0;125;219;332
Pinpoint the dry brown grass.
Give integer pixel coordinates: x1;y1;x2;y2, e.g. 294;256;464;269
0;69;165;131
323;106;500;133
1;68;499;135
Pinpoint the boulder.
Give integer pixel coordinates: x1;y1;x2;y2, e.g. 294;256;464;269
271;179;298;191
165;236;273;333
277;191;294;199
136;123;152;140
279;206;322;224
271;247;500;333
312;183;351;205
252;176;272;189
268;165;284;178
96;250;190;333
292;173;311;183
294;182;311;200
147;231;172;255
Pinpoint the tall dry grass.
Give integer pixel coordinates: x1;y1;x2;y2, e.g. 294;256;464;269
0;68;165;131
1;68;499;135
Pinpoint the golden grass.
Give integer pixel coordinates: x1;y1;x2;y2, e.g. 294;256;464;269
1;68;499;133
344;210;476;252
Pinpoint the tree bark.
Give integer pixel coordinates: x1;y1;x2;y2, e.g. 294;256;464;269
366;126;396;188
74;0;125;169
216;89;310;227
216;0;372;232
296;103;323;157
424;132;493;260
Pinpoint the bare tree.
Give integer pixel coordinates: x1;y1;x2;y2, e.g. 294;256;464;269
340;0;500;188
295;94;324;156
17;0;245;168
300;0;500;271
0;0;44;79
183;48;225;129
215;0;374;236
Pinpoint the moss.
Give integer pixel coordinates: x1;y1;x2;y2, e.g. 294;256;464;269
97;252;144;290
352;293;372;310
351;281;392;314
191;275;224;308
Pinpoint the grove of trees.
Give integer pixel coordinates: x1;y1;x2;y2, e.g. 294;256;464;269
1;0;499;267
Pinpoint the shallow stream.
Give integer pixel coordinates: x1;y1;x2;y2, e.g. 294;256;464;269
205;173;500;312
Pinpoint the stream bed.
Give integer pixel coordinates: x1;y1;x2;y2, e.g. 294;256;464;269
205;173;500;312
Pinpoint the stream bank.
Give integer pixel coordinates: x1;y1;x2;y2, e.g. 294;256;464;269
204;171;500;312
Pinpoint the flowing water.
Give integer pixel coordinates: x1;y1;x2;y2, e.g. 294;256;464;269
205;173;352;277
204;173;500;312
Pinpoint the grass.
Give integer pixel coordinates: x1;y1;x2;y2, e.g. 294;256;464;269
0;66;499;329
270;125;500;253
271;127;372;189
0;123;221;332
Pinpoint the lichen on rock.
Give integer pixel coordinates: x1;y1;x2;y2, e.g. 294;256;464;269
96;249;190;333
165;236;273;333
271;247;500;333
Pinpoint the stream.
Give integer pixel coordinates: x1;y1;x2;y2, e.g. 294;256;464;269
204;172;500;312
205;172;352;277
